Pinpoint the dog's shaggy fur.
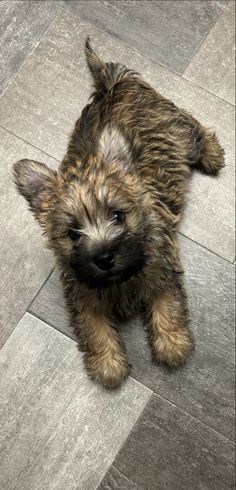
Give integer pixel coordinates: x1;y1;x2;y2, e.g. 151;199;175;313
14;38;225;388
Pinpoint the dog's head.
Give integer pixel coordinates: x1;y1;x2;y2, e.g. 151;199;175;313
14;126;152;289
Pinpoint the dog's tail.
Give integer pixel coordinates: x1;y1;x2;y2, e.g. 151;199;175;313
85;36;138;93
198;129;225;175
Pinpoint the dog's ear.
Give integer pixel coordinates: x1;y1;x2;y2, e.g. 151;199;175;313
13;159;58;221
99;125;132;170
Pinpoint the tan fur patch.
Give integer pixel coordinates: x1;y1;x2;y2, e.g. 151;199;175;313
150;293;193;367
80;309;129;388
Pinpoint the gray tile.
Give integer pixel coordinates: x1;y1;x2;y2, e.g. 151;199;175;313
0;128;58;348
184;1;235;105
99;394;235;490
99;466;141;490
62;0;228;73
29;268;75;341
0;313;151;490
0;0;61;95
29;236;235;440
0;11;234;259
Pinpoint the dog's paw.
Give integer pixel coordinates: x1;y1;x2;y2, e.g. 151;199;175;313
152;328;194;368
85;351;130;388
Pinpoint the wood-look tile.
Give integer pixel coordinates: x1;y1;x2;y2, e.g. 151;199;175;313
62;0;228;73
0;0;61;95
29;236;235;440
99;394;235;490
184;1;235;105
0;313;151;490
0;11;234;260
0;128;58;348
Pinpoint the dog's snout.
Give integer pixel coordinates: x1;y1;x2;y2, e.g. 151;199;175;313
94;251;114;271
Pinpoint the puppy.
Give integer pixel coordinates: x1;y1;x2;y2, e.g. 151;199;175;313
14;38;225;388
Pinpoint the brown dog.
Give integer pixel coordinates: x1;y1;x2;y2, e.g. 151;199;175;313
14;38;225;388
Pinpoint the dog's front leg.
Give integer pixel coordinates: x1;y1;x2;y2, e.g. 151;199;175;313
74;308;130;388
146;282;194;368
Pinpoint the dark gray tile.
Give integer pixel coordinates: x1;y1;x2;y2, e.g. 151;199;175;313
184;1;235;105
0;127;58;348
62;0;228;73
0;313;151;490
99;394;235;490
0;0;61;95
0;11;234;260
29;236;235;440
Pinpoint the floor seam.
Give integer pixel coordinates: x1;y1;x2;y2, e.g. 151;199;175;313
59;5;235;108
178;231;235;265
0;8;63;100
0;125;61;163
95;390;153;489
182;1;231;75
24;309;235;444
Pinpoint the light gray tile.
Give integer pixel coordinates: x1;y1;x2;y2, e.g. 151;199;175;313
0;128;57;348
0;11;234;259
29;269;74;340
99;466;141;489
0;0;61;95
99;394;235;490
29;236;235;440
184;1;235;105
62;0;228;73
0;313;151;490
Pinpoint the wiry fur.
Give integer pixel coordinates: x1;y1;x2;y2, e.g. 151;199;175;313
13;38;225;388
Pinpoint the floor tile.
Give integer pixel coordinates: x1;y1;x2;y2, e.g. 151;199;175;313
0;128;57;348
184;1;235;105
0;313;151;490
29;236;235;440
0;11;234;260
62;0;228;73
99;394;235;490
0;0;61;95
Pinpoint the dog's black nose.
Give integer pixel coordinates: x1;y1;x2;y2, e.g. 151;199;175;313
94;251;114;271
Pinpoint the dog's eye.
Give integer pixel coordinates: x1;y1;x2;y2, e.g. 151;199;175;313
111;211;125;224
68;228;81;241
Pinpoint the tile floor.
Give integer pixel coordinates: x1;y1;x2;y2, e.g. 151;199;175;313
0;1;235;489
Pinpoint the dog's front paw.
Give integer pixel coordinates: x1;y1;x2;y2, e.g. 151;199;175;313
152;328;194;368
85;350;130;388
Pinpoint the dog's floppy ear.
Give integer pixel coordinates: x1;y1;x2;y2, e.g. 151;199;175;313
13;159;57;220
99;125;132;170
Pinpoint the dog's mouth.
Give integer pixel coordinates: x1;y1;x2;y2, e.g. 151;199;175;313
73;255;146;289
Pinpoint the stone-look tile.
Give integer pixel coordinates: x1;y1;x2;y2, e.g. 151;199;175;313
0;313;151;490
29;268;76;341
99;466;142;489
0;128;58;348
0;11;234;260
62;0;228;73
184;1;235;105
99;394;235;490
0;0;61;95
30;236;235;441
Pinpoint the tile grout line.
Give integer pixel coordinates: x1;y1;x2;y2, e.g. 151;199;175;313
178;231;235;265
95;389;153;489
96;384;234;488
0;125;61;163
182;0;232;75
27;307;235;445
0;268;54;352
0;7;63;100
59;6;235;108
